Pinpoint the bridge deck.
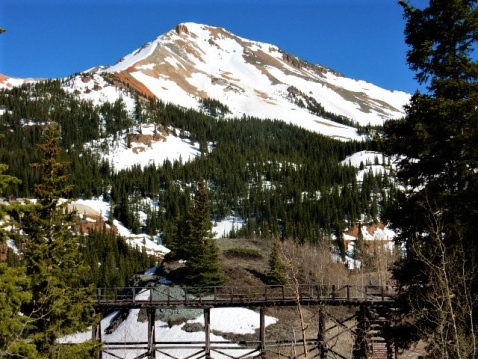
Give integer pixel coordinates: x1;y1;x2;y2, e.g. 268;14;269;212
94;284;396;309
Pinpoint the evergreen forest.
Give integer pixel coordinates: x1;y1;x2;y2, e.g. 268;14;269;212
0;79;393;251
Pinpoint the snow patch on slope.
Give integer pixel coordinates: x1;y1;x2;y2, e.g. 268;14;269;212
108;41;159;73
85;124;200;172
62;73;136;111
341;150;392;182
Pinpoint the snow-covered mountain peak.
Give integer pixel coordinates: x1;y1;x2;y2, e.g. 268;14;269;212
96;22;410;140
2;22;411;141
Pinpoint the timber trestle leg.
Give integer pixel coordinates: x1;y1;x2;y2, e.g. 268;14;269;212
148;308;157;358
260;307;266;357
204;308;211;359
317;307;327;359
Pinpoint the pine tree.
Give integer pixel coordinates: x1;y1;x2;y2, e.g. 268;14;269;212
20;123;96;357
0;29;35;355
0;264;39;358
334;221;347;261
384;1;478;357
266;239;287;285
183;179;224;287
0;161;38;358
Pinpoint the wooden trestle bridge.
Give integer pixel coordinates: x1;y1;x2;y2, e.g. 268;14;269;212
92;284;398;359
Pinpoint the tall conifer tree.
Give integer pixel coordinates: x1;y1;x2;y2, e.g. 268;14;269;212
184;179;224;287
266;239;287;285
0;29;39;358
20;123;96;357
0;161;38;358
384;1;478;356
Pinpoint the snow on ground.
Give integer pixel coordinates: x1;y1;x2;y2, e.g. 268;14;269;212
63;73;136;110
341;150;387;168
174;22;408;129
65;197;272;357
74;197;246;252
60;290;277;359
189;307;277;335
72;198;170;256
106;40;159;73
6;238;19;254
66;198;274;357
85;124;200;172
121;36;364;141
341;223;396;270
212;216;245;238
343;224;395;243
0;75;32;89
131;71;200;110
332;248;360;270
322;70;410;123
73;197;246;253
341;150;392;182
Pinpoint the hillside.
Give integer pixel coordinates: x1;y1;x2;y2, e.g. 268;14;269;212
0;23;407;248
0;71;398;252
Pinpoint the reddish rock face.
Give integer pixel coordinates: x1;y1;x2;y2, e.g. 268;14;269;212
0;74;12;88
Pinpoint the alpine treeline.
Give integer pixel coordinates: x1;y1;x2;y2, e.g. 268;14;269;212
0;79;394;247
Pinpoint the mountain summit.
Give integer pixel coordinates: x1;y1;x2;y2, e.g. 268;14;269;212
2;23;410;140
95;22;409;139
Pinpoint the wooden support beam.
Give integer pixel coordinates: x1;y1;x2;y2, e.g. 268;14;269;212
260;307;266;356
148;308;156;358
318;307;327;359
204;308;211;359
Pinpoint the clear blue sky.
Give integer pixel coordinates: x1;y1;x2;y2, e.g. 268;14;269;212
1;0;429;94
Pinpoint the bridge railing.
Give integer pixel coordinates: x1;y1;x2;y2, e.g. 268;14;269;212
94;284;395;306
